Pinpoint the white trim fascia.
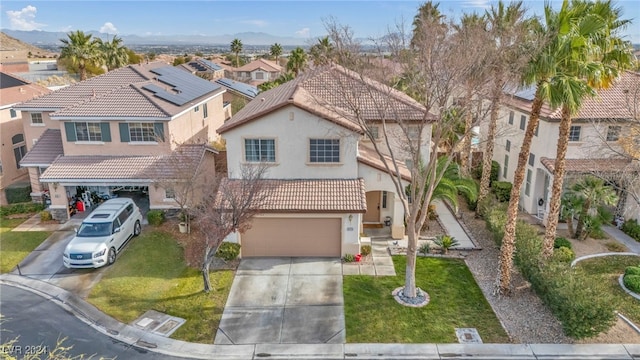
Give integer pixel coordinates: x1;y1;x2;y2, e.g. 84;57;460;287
50;116;171;121
13;107;60;112
41;179;152;185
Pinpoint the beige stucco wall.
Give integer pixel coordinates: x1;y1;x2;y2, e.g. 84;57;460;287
1;108;29;201
361;122;432;166
222;105;360;179
358;162;406;239
22;110;57;151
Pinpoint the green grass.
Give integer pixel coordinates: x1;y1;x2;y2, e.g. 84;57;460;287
87;230;234;343
576;255;640;326
343;256;509;343
0;217;50;273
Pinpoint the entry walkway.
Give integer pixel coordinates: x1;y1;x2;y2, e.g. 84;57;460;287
432;199;477;250
603;225;640;253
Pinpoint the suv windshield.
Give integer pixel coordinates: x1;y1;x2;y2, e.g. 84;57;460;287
77;222;112;237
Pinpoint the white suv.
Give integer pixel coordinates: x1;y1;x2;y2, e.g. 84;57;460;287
63;198;143;268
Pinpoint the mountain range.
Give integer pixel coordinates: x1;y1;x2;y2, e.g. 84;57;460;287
1;29;312;47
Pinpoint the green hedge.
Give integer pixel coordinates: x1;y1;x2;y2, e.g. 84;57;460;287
472;160;500;186
0;202;44;217
554;237;572;250
215;242;241;261
622;219;640;241
5;183;32;204
146;210;165;226
624;274;640;293
492;181;512;202
485;206;616;339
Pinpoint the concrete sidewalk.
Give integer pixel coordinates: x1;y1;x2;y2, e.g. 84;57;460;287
603;225;640;253
432;199;477;250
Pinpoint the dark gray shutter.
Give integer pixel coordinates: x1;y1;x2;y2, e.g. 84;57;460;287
64;122;77;142
154;123;165;141
119;123;130;142
101;123;111;142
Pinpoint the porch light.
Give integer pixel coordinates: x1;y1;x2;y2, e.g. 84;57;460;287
348;214;353;223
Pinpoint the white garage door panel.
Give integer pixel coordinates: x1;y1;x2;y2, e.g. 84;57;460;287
241;217;341;257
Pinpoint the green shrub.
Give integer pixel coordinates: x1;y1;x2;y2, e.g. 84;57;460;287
552;246;575;263
492;181;512;202
146;210;165;226
215;242;241;261
5;183;32;204
360;245;371;257
622;219;640;241
485;206;508;245
419;242;431;256
40;210;52;221
0;202;44;217
623;274;640;293
554;237;572;250
343;254;355;263
624;266;640;276
605;241;626;252
472;160;499;185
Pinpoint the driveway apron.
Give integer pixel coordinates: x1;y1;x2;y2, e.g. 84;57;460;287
215;257;345;344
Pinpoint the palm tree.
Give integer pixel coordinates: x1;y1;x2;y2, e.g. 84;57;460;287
476;1;533;215
560;191;582;238
270;43;283;64
570;176;618;240
430;156;478;212
411;1;445;49
287;47;308;76
309;36;334;66
97;35;129;71
541;0;634;256
230;38;243;67
59;30;101;81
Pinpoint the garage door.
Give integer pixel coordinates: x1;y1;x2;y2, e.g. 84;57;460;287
241;217;341;257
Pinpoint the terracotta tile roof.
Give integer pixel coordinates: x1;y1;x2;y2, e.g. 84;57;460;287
218;65;430;134
222;178;367;213
40;144;216;183
504;71;640;121
236;58;282;73
540;157;635;174
19;129;63;167
0;72;50;106
357;144;412;181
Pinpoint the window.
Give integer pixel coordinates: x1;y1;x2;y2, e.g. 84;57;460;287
165;187;175;199
407;126;420;140
255;72;264;80
366;126;379;140
528;153;535;167
75;122;103;141
12;134;26;169
245;139;276;162
129;123;156;142
9;109;17;119
569;125;581;142
520;115;526;130
310;139;340;163
505;140;511;152
30;112;43;125
194;105;199;112
606;125;621;141
503;154;509;178
203;103;208;118
525;169;532;196
382;191;388;209
534;123;539;136
508;111;514;125
0;160;3;175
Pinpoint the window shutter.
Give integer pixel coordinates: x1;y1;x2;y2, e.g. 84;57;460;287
154;123;165;141
64;122;77;142
101;123;111;142
119;123;130;142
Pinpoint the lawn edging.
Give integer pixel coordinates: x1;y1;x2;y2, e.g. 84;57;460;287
571;252;640;268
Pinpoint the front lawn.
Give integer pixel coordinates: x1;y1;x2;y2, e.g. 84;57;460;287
343;256;509;343
0;217;50;273
576;255;640;326
87;230;234;343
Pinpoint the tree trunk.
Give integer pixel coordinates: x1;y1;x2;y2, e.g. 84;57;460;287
575;199;591;239
566;215;575;238
404;221;418;298
542;106;572;258
460;87;474;175
476;84;501;216
79;65;87;81
498;93;543;296
202;248;212;292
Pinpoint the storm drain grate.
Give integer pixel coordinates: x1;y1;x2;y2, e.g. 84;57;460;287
454;328;483;344
132;310;185;337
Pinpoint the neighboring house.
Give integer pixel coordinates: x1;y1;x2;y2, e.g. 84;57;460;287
14;62;226;221
177;58;225;80
491;71;640;223
214;78;259;119
232;58;283;86
0;72;50;205
0;50;29;73
217;65;429;258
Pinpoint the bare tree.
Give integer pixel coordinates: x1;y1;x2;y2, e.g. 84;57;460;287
186;164;268;292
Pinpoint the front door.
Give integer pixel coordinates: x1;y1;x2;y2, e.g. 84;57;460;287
364;191;381;222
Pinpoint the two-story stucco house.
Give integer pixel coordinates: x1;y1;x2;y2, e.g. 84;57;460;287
491;71;640;223
0;72;50;205
177;58;225;80
14;62;225;221
217;65;430;258
232;59;283;86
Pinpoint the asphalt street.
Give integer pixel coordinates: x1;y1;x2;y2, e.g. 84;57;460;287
0;284;186;359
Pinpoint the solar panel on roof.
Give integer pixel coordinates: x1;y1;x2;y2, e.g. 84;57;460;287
215;78;259;99
142;66;221;106
200;59;223;71
513;86;536;101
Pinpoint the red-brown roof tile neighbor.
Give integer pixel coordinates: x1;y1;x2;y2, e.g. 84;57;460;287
0;72;50;106
218;65;431;134
222;178;367;213
19;129;63;167
235;58;282;73
540;157;635;174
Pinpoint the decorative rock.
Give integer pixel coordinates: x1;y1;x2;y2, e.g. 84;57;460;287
392;286;430;307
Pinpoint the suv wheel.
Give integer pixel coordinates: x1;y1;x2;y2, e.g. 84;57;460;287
107;248;116;265
134;220;141;236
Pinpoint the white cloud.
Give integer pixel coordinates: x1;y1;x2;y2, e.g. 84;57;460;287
295;27;310;37
240;19;268;27
462;0;491;9
6;5;46;31
59;25;73;33
99;22;118;34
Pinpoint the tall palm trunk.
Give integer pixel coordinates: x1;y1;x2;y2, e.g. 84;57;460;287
542;105;571;257
498;92;543;295
460;86;474;174
476;80;501;216
575;198;592;239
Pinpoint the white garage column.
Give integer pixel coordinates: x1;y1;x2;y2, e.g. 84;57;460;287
391;196;405;240
342;213;360;256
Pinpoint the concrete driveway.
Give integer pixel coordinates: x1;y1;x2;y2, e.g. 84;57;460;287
215;257;345;345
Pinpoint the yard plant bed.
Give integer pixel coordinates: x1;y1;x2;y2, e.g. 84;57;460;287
0;217;50;273
87;230;234;343
343;256;509;343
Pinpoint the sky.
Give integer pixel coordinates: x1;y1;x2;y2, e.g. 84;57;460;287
1;0;639;43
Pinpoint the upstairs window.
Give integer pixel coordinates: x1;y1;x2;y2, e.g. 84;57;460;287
194;105;200;112
407;126;420;140
65;122;111;142
310;139;340;163
12;134;26;169
30;112;43;125
203;103;208;118
10;109;17;119
506;140;511;152
508;111;514;125
528;153;535;167
519;115;526;130
606;125;621;141
569;126;581;142
119;123;164;142
245;139;275;162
